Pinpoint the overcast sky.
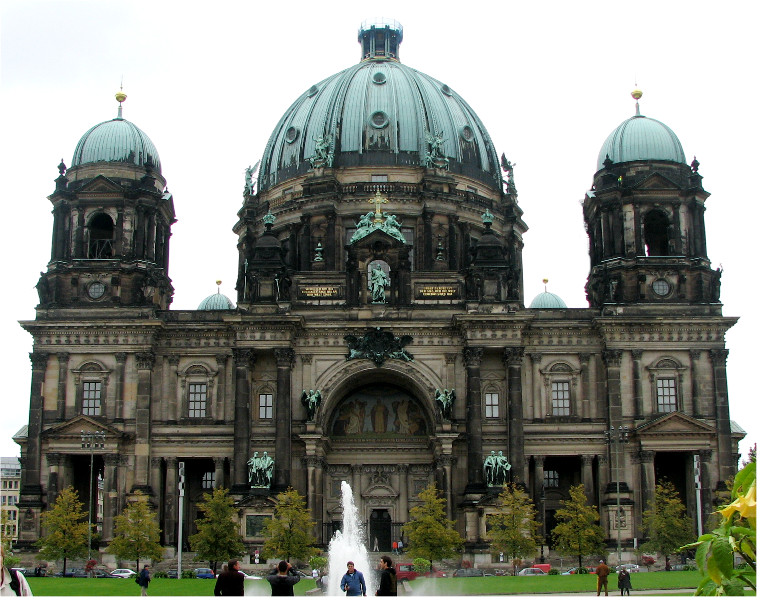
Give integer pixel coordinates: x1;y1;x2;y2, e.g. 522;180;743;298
0;1;756;462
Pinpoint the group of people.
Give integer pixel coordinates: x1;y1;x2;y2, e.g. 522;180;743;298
595;559;632;596
340;557;397;596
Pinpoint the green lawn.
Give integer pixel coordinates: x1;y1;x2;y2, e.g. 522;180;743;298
26;576;317;596
408;571;707;595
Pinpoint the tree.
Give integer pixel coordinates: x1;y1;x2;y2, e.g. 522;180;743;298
683;461;755;595
36;486;90;575
261;488;317;563
189;488;245;573
402;483;463;570
641;480;692;564
107;491;163;572
486;483;541;574
551;484;604;568
1;509;19;568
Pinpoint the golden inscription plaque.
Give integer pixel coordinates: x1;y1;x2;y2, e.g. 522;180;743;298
416;285;458;299
299;285;341;299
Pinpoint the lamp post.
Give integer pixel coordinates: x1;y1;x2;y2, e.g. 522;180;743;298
540;484;546;562
81;430;105;561
605;425;628;564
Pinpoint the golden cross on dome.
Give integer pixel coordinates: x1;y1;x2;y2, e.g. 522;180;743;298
369;190;388;224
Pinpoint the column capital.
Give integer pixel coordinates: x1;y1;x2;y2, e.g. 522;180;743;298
533;455;545;468
56;352;70;363
215;354;229;366
135;351;156;370
302;456;324;468
463;347;483;367
115;352;128;364
151;457;163;468
436;455;457;468
104;454;121;467
689;349;702;360
581;454;595;466
603;349;623;367
639;450;655;463
630;349;643;360
29;352;49;370
698;449;713;460
46;452;63;466
275;348;296;368
709;349;729;366
503;347;525;366
578;353;591;364
233;348;256;367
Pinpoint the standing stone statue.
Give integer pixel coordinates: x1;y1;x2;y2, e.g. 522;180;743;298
434;388;455;420
369;265;390;303
484;450;511;486
301;389;322;421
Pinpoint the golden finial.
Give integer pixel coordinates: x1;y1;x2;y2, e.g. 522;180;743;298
543;278;549;291
115;85;127;119
631;87;643;116
216;280;222;286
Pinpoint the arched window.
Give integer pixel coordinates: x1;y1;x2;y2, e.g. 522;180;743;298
88;213;115;258
541;362;580;418
646;357;685;414
643;210;669;257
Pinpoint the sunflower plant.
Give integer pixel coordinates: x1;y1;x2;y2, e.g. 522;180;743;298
682;461;755;595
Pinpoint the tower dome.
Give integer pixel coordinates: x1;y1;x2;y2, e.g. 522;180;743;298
258;20;501;192
596;90;685;171
529;280;567;309
198;281;235;310
71;92;162;173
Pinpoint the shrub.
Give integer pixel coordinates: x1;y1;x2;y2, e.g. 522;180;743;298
182;569;196;579
577;567;589;574
153;571;167;578
548;568;560;575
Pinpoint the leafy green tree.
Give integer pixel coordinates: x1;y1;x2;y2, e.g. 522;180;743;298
1;509;19;568
486;483;540;574
36;486;89;575
107;491;164;572
189;488;245;573
551;484;604;569
261;488;317;563
683;461;755;595
309;555;328;574
641;480;692;564
402;483;463;570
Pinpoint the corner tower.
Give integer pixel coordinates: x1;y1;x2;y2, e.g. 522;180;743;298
583;90;719;312
38;91;176;310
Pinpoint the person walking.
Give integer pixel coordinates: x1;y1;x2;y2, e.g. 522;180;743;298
375;555;397;596
0;546;33;596
391;541;398;555
214;559;245;596
596;560;610;596
266;560;301;596
339;561;366;596
396;540;403;554
617;566;631;596
137;565;151;596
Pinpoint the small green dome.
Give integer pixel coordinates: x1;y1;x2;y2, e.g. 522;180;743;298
197;292;235;310
529;291;567;309
72;116;162;173
597;115;685;171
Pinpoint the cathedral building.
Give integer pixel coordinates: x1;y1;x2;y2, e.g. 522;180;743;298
15;19;744;564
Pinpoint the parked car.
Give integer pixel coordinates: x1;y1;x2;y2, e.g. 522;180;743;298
395;563;447;581
194;567;215;579
110;568;137;578
166;569;178;579
517;568;547;576
616;564;640;573
453;568;484;577
561;566;597;575
668;564;692;571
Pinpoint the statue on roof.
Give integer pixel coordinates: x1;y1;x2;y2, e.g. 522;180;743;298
424;131;449;170
310;133;334;168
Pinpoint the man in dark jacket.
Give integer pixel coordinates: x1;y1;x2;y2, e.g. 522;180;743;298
266;560;301;596
137;566;151;596
214;559;245;596
376;555;397;596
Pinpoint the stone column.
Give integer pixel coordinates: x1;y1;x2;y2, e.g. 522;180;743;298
214;457;225;489
215;354;228;423
533;455;545;541
133;351;155;493
325;213;337;270
150;456;163;506
603;350;623;425
689;350;702;418
581;455;594;500
164;458;178;545
46;452;62;505
698;449;713;534
579;353;591;420
274;348;295;491
398;464;410;522
102;454;119;542
530;353;542;419
167;354;180;422
20;352;48;509
505;348;525;481
639;451;656;517
56;353;69;421
232;349;255;492
463;347;485;492
631;350;643;418
598;455;609;507
114;353;126;421
710;349;734;481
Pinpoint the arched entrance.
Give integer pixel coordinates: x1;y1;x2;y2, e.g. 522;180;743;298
370;509;392;552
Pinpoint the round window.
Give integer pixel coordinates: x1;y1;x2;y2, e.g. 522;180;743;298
307;85;319;97
88;281;106;299
441;84;453;96
369;111;389;129
285;127;299;144
652;279;671;296
372;72;387;85
460;125;475;142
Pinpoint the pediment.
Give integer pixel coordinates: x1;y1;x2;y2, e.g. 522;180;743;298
636;411;715;436
42;415;128;440
78;174;124;193
362;484;398;499
633;172;680;191
352;227;406;249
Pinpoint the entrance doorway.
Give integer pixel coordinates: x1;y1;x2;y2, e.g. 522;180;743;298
369;509;392;552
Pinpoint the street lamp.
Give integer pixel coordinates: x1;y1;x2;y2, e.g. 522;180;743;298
605;425;629;564
539;484;546;562
81;430;105;561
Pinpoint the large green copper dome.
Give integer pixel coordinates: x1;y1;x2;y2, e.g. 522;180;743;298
71;98;161;173
258;20;501;192
597;113;685;171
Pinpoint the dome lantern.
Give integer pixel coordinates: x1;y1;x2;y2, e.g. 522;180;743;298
358;18;403;61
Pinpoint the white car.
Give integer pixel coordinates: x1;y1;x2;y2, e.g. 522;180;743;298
110;568;137;578
517;568;547;576
616;564;640;573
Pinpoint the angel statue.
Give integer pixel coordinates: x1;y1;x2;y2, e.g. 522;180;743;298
301;389;322;421
434;388;455;420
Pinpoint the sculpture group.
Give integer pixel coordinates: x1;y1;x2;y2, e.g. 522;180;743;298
301;389;322;421
247;451;274;488
484;450;511;487
434;388;455;420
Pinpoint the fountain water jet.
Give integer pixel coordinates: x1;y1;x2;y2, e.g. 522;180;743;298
326;481;376;596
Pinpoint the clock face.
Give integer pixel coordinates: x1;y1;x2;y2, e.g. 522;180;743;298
88;281;106;299
652;278;671;297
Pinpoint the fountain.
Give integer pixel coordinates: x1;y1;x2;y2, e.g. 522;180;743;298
325;481;376;596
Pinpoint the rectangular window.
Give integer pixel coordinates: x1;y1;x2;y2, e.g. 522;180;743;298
201;471;215;489
544;470;559;488
188;383;207;418
656;378;677;412
551;381;571;416
82;381;102;416
484;393;500;418
371;174;388;182
259;394;273;419
246;515;267;537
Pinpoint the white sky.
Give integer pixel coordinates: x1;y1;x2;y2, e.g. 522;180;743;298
0;1;756;462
